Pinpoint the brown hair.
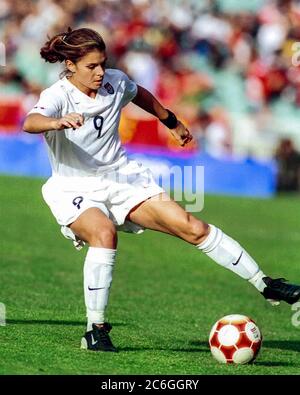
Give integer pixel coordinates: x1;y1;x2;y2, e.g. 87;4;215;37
40;27;106;66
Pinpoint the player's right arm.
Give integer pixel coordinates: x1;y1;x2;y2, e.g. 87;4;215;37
23;113;84;133
23;86;84;133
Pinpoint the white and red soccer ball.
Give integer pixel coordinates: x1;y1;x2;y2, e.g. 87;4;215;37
209;314;262;364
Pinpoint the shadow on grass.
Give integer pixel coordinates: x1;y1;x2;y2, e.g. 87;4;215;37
190;340;210;349
263;340;300;353
6;319;126;327
118;341;210;353
118;347;209;353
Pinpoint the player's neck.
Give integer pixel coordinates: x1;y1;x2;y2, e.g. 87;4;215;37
67;77;98;99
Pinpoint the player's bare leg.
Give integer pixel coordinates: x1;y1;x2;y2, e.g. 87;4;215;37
70;207;117;249
127;193;209;243
70;208;118;351
127;193;300;305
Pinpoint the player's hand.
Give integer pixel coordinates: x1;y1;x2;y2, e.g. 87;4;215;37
53;113;84;130
169;120;193;147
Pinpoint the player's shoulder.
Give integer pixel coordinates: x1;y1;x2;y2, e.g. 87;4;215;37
104;68;129;83
101;69;132;96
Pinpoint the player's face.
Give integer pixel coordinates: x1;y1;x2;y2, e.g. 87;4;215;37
67;49;107;94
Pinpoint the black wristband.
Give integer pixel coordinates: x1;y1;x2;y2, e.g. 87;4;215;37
159;109;178;129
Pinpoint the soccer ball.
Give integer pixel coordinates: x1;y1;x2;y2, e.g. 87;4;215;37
209;314;262;364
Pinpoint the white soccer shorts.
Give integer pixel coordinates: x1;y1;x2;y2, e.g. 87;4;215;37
41;159;164;248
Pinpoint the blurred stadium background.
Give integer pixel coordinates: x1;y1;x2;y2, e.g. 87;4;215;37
1;0;300;197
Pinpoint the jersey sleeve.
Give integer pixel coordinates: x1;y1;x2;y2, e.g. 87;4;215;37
27;88;62;117
120;73;138;107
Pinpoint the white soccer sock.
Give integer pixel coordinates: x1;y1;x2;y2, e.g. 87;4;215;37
83;247;116;331
197;224;267;291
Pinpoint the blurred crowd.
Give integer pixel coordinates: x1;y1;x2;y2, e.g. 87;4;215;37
1;0;300;161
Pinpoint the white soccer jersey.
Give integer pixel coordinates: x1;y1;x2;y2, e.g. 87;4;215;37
28;69;138;176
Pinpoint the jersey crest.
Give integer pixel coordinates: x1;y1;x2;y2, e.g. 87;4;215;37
104;82;114;94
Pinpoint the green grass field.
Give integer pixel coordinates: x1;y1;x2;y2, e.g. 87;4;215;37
1;174;300;375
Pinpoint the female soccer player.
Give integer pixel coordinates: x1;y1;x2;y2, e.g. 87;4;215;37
23;27;300;352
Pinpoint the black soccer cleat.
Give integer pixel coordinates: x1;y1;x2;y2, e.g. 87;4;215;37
261;277;300;305
80;322;118;352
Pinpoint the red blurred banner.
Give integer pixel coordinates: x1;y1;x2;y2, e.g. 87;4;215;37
0;97;23;133
119;113;197;153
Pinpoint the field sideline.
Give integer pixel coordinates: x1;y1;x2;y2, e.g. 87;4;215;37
1;174;300;375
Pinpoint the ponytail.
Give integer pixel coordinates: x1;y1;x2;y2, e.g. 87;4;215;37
40;27;106;65
40;34;68;63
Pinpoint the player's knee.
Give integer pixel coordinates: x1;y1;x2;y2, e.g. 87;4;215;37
89;223;117;248
186;218;209;245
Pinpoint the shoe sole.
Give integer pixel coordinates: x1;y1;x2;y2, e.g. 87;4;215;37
267;299;281;306
80;337;88;350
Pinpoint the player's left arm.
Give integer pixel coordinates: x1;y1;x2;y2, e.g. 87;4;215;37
131;85;193;147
